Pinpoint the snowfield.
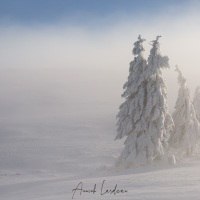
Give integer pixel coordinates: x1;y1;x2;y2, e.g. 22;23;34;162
0;69;200;200
1;117;200;200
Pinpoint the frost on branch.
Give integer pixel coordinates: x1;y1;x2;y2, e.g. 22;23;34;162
115;36;173;167
170;66;200;156
193;86;200;122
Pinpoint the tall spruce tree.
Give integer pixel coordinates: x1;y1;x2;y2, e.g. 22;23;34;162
193;86;200;122
142;36;173;162
115;36;173;167
170;66;200;156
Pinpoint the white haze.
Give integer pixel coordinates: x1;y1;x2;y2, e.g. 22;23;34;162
1;3;200;199
0;2;200;128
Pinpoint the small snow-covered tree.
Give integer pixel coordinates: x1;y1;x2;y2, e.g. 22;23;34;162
115;36;173;167
193;86;200;122
170;66;200;156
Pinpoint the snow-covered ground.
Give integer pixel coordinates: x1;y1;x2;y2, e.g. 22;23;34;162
1;69;200;200
1;117;200;200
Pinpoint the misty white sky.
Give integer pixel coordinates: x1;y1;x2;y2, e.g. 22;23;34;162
0;0;200;125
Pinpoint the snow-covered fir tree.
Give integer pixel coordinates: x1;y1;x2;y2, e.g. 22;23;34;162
115;35;147;140
115;36;173;167
141;36;174;162
193;86;200;122
170;66;200;156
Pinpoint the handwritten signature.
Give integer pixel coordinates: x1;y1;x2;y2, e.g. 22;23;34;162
72;180;128;199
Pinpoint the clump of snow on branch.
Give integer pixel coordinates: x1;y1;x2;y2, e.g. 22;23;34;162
170;65;200;156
